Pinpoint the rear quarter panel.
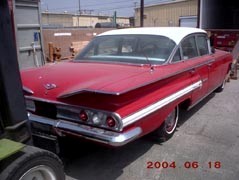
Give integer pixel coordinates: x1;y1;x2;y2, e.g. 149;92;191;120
208;50;232;92
116;63;195;135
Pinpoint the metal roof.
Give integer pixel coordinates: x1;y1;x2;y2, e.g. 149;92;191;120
98;27;206;44
41;12;129;19
135;0;189;9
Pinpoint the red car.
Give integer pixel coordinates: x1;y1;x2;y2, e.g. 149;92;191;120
21;27;232;147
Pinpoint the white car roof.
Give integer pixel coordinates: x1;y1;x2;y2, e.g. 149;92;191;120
98;27;207;45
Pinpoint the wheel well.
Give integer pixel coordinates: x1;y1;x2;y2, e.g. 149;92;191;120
179;98;191;110
228;63;232;73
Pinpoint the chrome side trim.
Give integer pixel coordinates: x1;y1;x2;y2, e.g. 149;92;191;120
28;113;142;147
23;86;34;95
202;78;208;83
122;80;202;127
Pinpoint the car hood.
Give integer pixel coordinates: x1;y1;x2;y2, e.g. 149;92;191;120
21;61;151;100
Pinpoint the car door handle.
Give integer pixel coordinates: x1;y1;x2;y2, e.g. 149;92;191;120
190;68;196;74
208;59;215;67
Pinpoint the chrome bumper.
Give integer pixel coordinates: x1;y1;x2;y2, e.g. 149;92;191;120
28;113;142;147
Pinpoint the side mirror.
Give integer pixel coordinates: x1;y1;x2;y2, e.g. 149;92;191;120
211;47;215;54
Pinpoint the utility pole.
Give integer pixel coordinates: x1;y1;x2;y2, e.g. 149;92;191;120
78;0;81;27
140;0;144;27
78;0;81;14
113;11;117;27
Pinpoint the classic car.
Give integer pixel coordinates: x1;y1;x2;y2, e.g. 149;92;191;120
21;27;232;147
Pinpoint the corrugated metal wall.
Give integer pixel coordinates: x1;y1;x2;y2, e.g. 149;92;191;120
200;0;239;29
41;13;130;28
135;0;198;27
13;0;44;69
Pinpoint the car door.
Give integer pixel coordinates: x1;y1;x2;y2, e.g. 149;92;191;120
179;34;210;105
206;51;225;93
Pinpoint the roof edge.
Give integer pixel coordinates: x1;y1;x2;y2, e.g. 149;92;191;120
135;0;189;10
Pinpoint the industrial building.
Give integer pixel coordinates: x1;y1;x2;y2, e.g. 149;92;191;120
41;12;130;28
135;0;198;27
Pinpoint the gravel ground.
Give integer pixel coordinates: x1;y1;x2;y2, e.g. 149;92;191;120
64;77;239;180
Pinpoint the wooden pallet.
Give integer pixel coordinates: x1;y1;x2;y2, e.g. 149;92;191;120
70;41;89;56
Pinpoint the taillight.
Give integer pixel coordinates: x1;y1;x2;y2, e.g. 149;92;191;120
106;116;116;127
79;110;88;121
57;104;122;130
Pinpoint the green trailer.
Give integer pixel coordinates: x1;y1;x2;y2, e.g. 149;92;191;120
0;1;65;179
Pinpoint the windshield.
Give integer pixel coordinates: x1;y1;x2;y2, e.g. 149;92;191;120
75;35;176;65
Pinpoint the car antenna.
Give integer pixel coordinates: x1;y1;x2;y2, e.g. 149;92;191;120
142;52;154;72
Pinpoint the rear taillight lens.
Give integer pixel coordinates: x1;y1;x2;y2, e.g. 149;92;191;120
79;110;88;121
106;116;116;127
57;105;122;131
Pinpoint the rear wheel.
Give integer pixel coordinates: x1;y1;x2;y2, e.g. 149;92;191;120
0;145;65;180
154;106;179;141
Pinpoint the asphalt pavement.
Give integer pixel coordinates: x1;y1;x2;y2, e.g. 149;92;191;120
64;76;239;180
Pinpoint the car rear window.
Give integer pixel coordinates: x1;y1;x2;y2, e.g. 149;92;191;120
75;35;176;65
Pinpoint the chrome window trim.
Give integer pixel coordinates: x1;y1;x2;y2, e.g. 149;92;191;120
168;32;208;64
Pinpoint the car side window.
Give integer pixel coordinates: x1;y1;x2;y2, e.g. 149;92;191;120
172;48;181;62
197;35;209;56
139;36;175;60
181;36;198;60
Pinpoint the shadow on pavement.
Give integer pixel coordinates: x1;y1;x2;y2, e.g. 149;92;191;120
60;136;154;180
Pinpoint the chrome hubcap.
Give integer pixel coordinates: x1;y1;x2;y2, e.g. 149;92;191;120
19;165;56;180
165;107;178;134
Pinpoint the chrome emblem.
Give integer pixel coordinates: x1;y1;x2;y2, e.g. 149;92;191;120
44;83;57;90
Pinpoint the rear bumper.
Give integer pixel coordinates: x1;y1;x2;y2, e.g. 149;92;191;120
28;113;142;147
